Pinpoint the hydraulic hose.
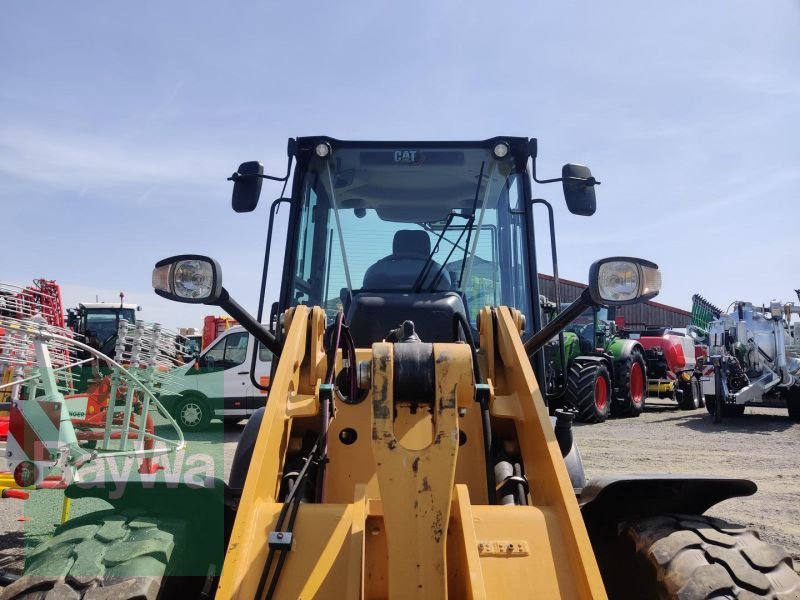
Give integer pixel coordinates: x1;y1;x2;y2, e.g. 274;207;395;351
452;312;482;384
453;312;496;503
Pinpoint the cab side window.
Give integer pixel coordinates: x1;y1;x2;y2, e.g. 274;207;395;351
258;343;273;363
199;332;249;370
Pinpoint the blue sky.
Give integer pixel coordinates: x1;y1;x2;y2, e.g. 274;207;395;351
2;1;799;328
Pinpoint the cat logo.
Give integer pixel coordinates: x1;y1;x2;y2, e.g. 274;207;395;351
393;150;418;164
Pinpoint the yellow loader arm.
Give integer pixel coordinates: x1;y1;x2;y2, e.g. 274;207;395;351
218;305;606;599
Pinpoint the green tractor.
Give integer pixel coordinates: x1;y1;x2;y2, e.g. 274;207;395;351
542;298;647;423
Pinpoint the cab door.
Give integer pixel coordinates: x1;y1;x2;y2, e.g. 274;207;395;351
246;341;273;412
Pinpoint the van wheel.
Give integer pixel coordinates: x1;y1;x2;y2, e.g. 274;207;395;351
173;395;211;432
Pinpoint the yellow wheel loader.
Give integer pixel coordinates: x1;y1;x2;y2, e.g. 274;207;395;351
4;138;798;599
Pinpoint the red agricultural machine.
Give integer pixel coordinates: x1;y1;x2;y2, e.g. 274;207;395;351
202;314;237;350
619;325;706;409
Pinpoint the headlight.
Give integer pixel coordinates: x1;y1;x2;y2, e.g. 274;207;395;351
152;255;223;304
588;257;661;306
597;261;640;302
172;260;215;299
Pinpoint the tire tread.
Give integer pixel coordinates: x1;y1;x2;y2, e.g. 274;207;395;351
566;361;611;423
613;347;647;418
0;510;183;600
619;513;800;599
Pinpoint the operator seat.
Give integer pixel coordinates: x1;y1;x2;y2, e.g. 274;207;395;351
362;230;452;291
347;230;466;347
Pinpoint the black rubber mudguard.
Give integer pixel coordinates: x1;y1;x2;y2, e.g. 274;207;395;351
579;475;756;534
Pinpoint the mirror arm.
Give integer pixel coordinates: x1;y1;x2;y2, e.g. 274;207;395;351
524;289;596;357
533;172;601;187
529;137;600;187
217;288;283;358
228;153;294;183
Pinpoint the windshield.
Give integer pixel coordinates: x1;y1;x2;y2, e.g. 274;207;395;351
290;143;531;326
84;308;136;342
183;335;202;355
564;305;608;347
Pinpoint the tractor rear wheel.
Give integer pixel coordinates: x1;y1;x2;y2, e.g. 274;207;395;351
614;348;647;418
612;513;800;599
678;377;702;410
0;509;202;599
566;361;612;423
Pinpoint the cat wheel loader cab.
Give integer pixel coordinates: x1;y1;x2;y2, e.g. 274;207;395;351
7;137;798;600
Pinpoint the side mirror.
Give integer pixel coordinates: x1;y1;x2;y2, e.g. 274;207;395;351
231;161;264;213
152;255;223;304
587;257;661;306
562;163;597;216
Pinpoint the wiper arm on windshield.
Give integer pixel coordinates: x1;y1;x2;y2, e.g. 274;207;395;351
458;161;485;291
412;212;456;293
424;216;473;292
412;160;486;293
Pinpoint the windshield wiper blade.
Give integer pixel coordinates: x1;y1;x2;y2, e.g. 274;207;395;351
412;212;455;293
425;219;472;292
458;161;485;290
413;160;487;293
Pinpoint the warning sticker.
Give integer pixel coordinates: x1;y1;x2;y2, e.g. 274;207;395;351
65;396;89;420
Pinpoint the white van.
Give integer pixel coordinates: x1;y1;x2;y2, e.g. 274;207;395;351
162;326;273;431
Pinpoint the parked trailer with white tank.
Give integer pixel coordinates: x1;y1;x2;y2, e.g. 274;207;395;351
705;292;800;421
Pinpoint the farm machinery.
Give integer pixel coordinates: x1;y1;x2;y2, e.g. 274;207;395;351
4;136;799;599
542;302;648;423
65;297;142;359
0;280;185;514
617;325;705;410
692;293;800;422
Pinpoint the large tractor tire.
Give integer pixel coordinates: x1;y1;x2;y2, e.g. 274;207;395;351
0;509;193;599
611;513;800;599
566;361;612;423
614;347;647;418
678;376;703;410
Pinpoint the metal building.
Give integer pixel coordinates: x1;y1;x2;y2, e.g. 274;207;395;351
537;274;690;329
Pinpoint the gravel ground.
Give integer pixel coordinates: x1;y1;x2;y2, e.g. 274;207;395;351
2;402;798;587
573;400;800;571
